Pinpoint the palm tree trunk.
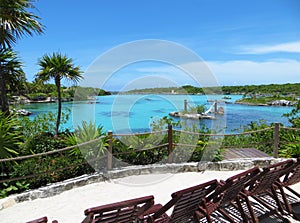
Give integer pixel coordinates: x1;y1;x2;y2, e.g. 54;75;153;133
55;76;61;137
0;67;9;115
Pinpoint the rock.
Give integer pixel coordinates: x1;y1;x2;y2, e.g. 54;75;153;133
269;100;295;106
10;109;32;116
0;198;16;209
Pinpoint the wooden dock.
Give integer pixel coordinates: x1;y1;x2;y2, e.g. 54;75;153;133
169;111;216;120
222;148;271;160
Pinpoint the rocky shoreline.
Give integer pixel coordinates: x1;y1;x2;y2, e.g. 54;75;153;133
10;95;73;104
9;96;73;116
235;99;298;107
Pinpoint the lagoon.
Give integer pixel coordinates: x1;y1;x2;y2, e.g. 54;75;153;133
20;94;293;133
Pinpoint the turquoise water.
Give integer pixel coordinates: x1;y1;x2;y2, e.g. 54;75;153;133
20;94;293;133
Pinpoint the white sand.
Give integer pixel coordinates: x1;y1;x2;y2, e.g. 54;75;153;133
0;171;299;223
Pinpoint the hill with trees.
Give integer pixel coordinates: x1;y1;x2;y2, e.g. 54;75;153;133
125;83;300;96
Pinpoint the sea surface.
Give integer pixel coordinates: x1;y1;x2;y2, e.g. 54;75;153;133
20;94;293;134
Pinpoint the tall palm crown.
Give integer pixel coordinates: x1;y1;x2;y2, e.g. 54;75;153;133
36;53;83;136
37;53;82;84
0;48;25;92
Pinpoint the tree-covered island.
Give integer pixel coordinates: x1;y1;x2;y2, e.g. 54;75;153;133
125;83;300;106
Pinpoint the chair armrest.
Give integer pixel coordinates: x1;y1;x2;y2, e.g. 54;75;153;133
81;213;93;223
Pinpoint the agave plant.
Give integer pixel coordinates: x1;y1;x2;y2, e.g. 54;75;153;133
67;121;107;170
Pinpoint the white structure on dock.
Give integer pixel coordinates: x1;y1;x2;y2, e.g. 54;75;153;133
169;100;224;120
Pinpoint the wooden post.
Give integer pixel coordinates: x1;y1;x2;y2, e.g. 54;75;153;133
184;99;187;112
168;125;173;163
273;123;279;158
107;130;113;170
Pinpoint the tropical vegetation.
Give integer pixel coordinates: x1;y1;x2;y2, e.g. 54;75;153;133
0;0;43;114
0;101;299;197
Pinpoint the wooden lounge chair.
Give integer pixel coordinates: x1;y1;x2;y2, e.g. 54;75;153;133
142;179;219;223
26;217;48;223
196;166;261;223
276;158;300;220
82;195;155;223
241;159;294;222
26;216;58;223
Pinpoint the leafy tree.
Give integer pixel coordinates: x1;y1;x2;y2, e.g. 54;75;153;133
284;100;300;128
280;101;300;158
36;53;83;136
0;0;43;114
20;109;71;150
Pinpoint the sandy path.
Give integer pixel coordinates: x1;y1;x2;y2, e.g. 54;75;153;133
0;171;299;223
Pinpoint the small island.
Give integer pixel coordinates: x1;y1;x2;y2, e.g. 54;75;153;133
235;96;298;106
125;83;300;107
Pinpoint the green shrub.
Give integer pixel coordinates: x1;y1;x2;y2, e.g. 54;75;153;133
0;112;23;176
279;133;300;158
0;112;22;159
0;181;29;198
10;154;94;190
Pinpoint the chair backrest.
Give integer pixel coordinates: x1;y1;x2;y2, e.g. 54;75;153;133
82;195;155;223
26;216;48;223
281;158;300;187
209;167;261;208
150;179;219;223
246;159;295;195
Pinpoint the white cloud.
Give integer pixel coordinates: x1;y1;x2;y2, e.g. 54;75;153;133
237;41;300;54
207;59;300;85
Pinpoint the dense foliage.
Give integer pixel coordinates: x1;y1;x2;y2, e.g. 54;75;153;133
222;83;300;96
0;111;95;198
10;83;109;102
125;83;300;96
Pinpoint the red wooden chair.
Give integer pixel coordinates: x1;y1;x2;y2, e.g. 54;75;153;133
26;216;58;223
241;159;295;222
276;158;300;220
142;179;219;223
81;195;155;223
196;167;261;223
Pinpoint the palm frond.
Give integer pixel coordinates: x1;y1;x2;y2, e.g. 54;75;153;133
0;0;44;48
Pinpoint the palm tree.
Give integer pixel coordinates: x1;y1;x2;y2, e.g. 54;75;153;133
0;0;43;114
0;48;26;90
0;48;25;109
36;53;83;137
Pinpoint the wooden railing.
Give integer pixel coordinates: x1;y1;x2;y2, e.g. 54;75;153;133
0;123;299;186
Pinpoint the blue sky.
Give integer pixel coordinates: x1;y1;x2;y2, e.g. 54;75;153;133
15;0;300;90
